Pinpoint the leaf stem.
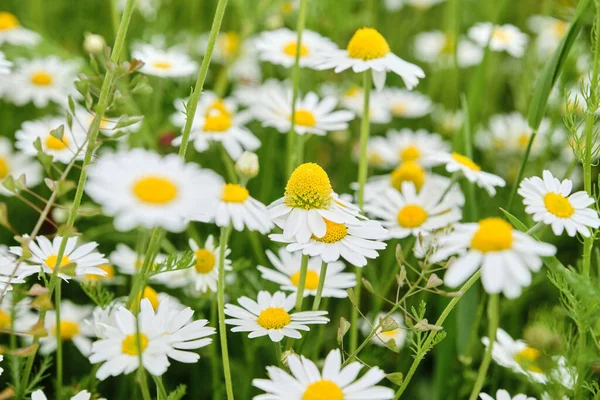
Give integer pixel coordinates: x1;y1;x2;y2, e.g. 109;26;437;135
312;261;328;311
295;254;310;311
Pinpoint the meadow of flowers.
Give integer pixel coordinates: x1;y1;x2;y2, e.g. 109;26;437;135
0;0;599;399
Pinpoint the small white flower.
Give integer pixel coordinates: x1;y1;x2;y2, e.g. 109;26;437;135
383;88;433;118
197;31;241;64
83;33;106;54
0;137;42;196
528;15;569;57
214;182;273;234
363;312;407;350
385;128;450;167
339;86;392;123
225;291;329;342
468;23;528;58
518;170;600;237
0;12;40;46
479;389;535;400
132;44;198;78
39;301;94;356
32;390;91;400
432;152;506;196
0;51;11;74
414;31;483;68
110;243;167;277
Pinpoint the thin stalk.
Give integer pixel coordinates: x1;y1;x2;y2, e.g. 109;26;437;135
55;280;63;400
312;261;328;311
285;0;309;176
152;374;168;400
507;130;537;212
210;297;221;400
137;368;152;400
126;227;162;309
348;267;362;352
274;341;283;365
295;254;310;311
468;294;499;400
217;225;234;400
219;144;239;184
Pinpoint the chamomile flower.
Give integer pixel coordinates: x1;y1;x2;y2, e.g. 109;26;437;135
212;181;273;233
482;328;575;388
118;0;158;19
254;28;337;68
252;86;355;135
364;312;407;349
132;44;198;78
384;0;404;11
479;390;535;400
432;152;506;196
365;136;397;169
468;23;528;58
314;27;425;90
0;293;37;333
340;86;392;123
0;137;42;196
15;116;87;164
32;390;91;400
252;348;394;399
9;235;108;282
432;218;556;298
86;149;222;232
386;129;449;167
78;263;123;286
413;31;483;68
197;31;241;64
383;88;433;118
109;244;167;277
5;57;79;107
257;248;355;298
365;182;462;239
432;107;464;136
183;236;231;293
0;51;11;74
0;12;40;46
528;16;569;57
224;291;329;342
0;246;26;292
72;106;143;137
39;300;94;356
518;170;600;237
404;0;446;9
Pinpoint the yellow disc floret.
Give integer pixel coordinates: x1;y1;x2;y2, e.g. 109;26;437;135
400;145;421;162
257;307;291;329
302;380;344;400
194;249;216;273
293;109;317;127
204;112;232;132
152;61;172;70
0;157;10;179
451;152;481;171
283;41;309;57
397;204;428;228
514;347;543;373
0;310;12;329
312;219;348;243
55;321;80;340
222;183;249;203
44;254;71;270
0;12;19;31
31;72;53;86
347;27;391;60
122;333;149;355
133;176;178;205
284;163;333;209
470;217;513;252
389;161;426;191
291;270;320;290
138;286;160;310
544;192;574;218
45;134;68;150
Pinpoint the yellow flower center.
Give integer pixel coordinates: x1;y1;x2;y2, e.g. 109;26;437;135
282;2;294;14
222;183;249;203
44;254;72;270
312;219;348;243
283;41;309;57
380;328;399;339
138;286;160;310
203;112;232;132
293;109;316;127
121;333;149;356
54;320;80;340
514;347;543;373
392;102;408;115
389;161;426;191
223;31;240;56
492;27;510;43
369;152;384;166
544;192;574;218
397;204;428;228
451;152;481;171
45;134;69;150
302;380;344;400
284;163;333;209
470;218;513;252
344;87;360;97
0;12;19;31
400;145;421;162
30;72;53;86
85;264;115;282
290;270;320;290
552;21;568;36
518;134;530;150
207;99;231;118
441;35;456;54
0;156;10;179
194;249;216;273
0;310;12;329
132;176;178;205
257;307;291;329
152;60;172;70
347;27;391;60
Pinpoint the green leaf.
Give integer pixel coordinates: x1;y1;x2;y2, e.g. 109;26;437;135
337;317;351;345
1;176;17;194
49;125;65;141
387;372;404;386
113;115;144;129
167;385;187;400
81;282;115;307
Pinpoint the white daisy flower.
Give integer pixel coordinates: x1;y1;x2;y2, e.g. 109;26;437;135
171;93;260;160
384;0;404;11
363;312;407;350
518;170;600;237
258;248;355;298
197;31;241;64
252;348;394;399
132;44;198;78
482;328;575;389
229;40;262;84
432;218;556;298
313;27;425;90
386;129;449;167
432;152;506;196
86;149;222;232
32;390;91;400
0;246;26;292
15;116;87;164
225;291;328;342
413;31;483;68
39;300;94;356
4;57;79;107
118;0;158;19
365;135;397;169
383;88;433;119
365;182;462;239
479;389;535;400
0;12;40;46
0;292;36;333
9;235;108;282
468;23;529;58
271;219;388;267
72;106;143;137
0;51;11;74
0;137;42;196
211;181;273;233
268;163;362;244
78;263;123;286
252;85;355;135
339;86;392;123
528;15;569;57
432;106;464;136
405;0;446;9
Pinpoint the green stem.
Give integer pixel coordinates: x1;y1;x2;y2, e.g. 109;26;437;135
210;297;221;400
219;143;239;184
137;368;151;400
55;280;63;400
274;341;283;365
312;261;328;311
152;374;168;400
468;294;499;400
248;231;267;266
295;254;310;311
507;130;537;212
126;227;162;309
217;225;234;400
348;266;363;352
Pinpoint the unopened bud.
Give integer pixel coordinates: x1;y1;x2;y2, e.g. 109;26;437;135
83;33;106;55
235;152;259;180
51;207;68;224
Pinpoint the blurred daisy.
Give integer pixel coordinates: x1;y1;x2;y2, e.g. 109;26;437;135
224;291;328;342
32;390;91;400
340;86;392;123
365;136;397;169
229;40;262;84
0;292;36;333
468;23;528;58
9;235;108;282
254;28;337;68
197;31;241;64
15;116;87;163
414;31;483;68
405;0;446;9
482;328;575;388
0;137;42;195
253;348;394;399
314;27;425;90
0;51;11;74
0;246;26;292
132;44;198;78
386;129;449;167
72;106;143;137
5;57;79;107
383;88;432;118
213;181;273;233
364;312;407;350
110;243;167;276
86;149;222;232
432;218;556;298
518;170;600;237
40;300;94;356
118;0;158;19
365;182;462;239
258;248;355;298
78;263;122;286
528;16;568;57
432;107;464;136
432;152;506;196
186;236;232;293
268;163;361;243
0;12;40;46
479;390;535;400
384;0;404;11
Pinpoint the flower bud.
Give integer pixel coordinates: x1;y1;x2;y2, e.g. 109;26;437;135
83;33;106;55
235;151;259;180
51;207;69;224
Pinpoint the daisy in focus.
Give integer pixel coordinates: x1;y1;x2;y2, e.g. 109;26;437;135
0;12;40;46
383;88;432;118
132;43;198;78
0;137;42;195
413;31;483;68
468;23;528;58
432;218;556;298
432;152;506;196
252;348;394;399
257;248;355;298
184;236;232;293
39;300;94;356
224;291;329;342
479;390;535;400
518;170;600;237
314;27;425;90
9;235;108;281
212;180;273;233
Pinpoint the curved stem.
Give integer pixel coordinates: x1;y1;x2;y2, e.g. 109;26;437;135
295;254;310;311
218;225;234;400
468;294;499;400
312;261;328;311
